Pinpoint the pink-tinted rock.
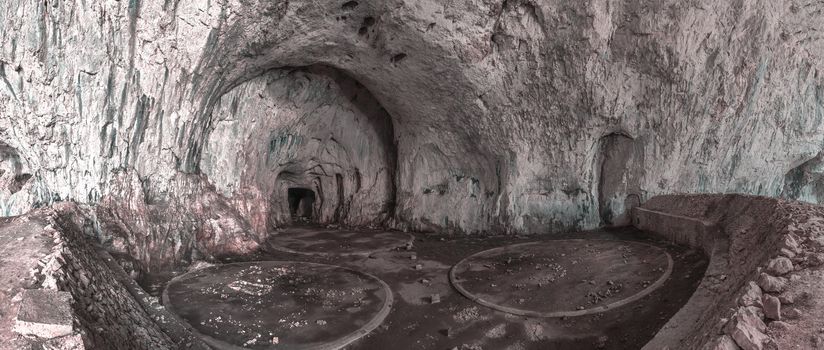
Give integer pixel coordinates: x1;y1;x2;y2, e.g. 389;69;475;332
711;335;741;350
767;321;791;334
1;0;824;257
757;273;788;293
43;333;86;350
738;281;763;308
725;306;767;350
779;248;796;259
780;235;800;254
766;257;793;276
762;295;781;320
809;253;824;267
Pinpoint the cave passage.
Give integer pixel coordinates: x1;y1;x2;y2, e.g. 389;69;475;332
288;187;316;221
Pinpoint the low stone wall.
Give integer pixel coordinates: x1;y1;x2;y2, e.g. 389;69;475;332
636;194;824;350
5;203;210;350
35;205;177;349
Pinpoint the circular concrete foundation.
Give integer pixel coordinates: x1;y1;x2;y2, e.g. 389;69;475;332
163;261;393;350
449;239;673;317
267;227;414;256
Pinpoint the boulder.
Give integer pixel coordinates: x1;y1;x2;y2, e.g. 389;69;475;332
757;273;788;293
765;257;793;276
725;307;767;350
738;282;763;307
762;295;781;320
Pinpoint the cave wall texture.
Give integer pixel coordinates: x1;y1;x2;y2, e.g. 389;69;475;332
1;0;824;267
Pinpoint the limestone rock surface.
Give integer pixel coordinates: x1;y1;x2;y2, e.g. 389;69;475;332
1;0;823;267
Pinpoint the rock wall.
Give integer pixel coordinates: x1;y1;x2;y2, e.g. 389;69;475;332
94;170;260;270
1;0;824;265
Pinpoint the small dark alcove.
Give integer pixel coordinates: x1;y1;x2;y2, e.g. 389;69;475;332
288;188;316;222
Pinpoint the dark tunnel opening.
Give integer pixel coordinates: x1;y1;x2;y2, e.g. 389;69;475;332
288;187;316;222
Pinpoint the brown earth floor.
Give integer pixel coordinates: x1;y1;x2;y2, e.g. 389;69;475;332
145;226;708;350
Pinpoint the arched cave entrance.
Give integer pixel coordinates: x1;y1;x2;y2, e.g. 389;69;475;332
0;142;33;195
201;66;397;231
597;133;644;226
782;150;824;203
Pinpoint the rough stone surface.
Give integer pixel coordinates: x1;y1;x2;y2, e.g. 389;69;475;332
0;208;190;350
0;216;54;349
725;307;767;350
766;257;794;275
784;307;803;320
762;294;781;320
0;0;823;347
13;289;73;339
1;0;824;269
711;335;742;350
767;321;791;333
757;273;788;293
738;281;763;308
42;334;86;350
95;170;260;270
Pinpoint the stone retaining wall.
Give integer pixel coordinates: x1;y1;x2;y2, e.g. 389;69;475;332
36;205;178;349
636;194;824;350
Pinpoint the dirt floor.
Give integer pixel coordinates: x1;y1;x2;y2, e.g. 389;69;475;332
163;261;392;349
450;239;673;317
143;226;708;350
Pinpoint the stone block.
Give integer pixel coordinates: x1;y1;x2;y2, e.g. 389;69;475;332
13;289;74;339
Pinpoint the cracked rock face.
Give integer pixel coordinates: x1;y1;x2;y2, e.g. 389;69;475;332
1;0;823;266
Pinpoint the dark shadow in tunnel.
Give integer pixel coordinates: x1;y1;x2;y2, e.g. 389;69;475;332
288;187;316;222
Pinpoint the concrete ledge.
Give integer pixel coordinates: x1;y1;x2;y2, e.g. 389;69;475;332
633;206;733;350
632;207;719;255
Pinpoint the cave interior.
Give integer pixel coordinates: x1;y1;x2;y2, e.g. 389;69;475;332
0;1;823;350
